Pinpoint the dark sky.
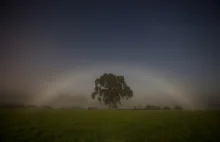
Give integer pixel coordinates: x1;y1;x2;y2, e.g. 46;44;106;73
0;0;219;108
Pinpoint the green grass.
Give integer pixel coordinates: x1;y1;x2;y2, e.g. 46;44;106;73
0;109;220;142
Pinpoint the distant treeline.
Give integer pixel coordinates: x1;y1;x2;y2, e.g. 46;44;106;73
133;105;183;110
0;104;39;108
0;104;183;110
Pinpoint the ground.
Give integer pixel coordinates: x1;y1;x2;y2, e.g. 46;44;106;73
0;109;220;142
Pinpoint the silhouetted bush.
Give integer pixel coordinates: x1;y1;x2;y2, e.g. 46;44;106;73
41;105;53;109
163;106;171;110
145;105;161;110
72;106;84;110
133;106;137;110
88;107;98;110
132;105;144;110
174;105;183;110
0;104;24;108
24;104;38;108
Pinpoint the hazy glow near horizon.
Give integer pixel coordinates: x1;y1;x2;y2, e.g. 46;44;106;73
37;63;195;109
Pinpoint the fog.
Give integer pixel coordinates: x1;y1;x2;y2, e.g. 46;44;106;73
1;63;215;109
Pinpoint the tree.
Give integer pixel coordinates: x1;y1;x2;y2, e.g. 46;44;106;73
91;73;133;108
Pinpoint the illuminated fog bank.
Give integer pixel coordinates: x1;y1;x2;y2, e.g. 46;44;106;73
35;63;196;109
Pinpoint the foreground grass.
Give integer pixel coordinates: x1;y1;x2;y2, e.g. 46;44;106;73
0;109;220;142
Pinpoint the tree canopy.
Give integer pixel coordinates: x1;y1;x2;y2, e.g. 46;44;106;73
91;73;133;108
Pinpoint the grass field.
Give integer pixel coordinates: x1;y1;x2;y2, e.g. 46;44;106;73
0;109;220;142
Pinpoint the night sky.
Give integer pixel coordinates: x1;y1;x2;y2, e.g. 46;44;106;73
0;0;219;108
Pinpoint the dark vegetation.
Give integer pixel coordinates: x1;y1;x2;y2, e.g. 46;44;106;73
0;103;183;110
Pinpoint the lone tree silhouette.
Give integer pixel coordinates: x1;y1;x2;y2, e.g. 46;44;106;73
91;73;133;108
